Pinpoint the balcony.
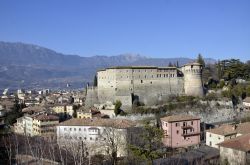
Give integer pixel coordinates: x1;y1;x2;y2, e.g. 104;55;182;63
163;133;169;138
181;125;193;129
182;132;200;137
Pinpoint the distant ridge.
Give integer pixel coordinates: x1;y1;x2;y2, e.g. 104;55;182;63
0;41;216;90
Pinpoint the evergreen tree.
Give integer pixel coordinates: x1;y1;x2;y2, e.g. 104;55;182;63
197;53;205;67
176;61;179;68
129;121;163;164
93;75;98;86
114;100;122;116
217;60;222;80
168;62;173;67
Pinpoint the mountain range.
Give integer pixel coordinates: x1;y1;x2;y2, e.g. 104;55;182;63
0;41;216;90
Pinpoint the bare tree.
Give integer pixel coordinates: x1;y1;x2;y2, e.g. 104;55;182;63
57;133;89;165
97;127;127;165
2;133;89;165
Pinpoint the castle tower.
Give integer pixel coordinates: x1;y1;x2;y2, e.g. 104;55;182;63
182;62;204;97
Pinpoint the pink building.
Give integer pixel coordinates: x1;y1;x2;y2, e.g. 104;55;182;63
161;115;201;148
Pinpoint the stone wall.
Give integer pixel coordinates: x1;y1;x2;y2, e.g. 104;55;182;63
220;146;247;165
85;63;204;110
85;87;99;108
96;67;187;109
182;63;204;97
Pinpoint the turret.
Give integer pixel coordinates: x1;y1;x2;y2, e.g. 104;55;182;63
182;62;204;97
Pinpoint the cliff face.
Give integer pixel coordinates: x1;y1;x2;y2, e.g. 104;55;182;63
117;100;242;124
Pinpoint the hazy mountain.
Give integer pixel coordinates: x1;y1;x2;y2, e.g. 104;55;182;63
0;41;216;90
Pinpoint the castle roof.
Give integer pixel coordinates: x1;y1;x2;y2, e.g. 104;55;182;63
98;66;177;71
183;62;202;67
161;114;200;122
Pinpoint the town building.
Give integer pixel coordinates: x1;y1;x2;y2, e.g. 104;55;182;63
206;125;237;149
57;118;140;157
161;114;201;148
15;115;36;136
153;146;219;165
33;114;59;140
206;122;250;148
22;106;46;115
14;113;59;139
77;111;92;119
218;133;250;165
52;104;74;118
85;62;204;109
94;101;116;118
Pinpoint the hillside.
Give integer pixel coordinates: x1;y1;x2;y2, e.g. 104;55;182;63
0;41;216;90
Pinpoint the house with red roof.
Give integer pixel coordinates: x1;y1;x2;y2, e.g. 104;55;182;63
218;133;250;165
161;114;201;148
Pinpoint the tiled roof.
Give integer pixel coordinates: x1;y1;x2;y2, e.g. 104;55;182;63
207;122;250;136
33;114;59;121
218;133;250;152
58;118;137;129
22;106;45;113
207;125;237;136
236;122;250;135
161;115;200;122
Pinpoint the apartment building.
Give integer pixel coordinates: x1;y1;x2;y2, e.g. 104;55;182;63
52;104;74;118
57;118;140;157
33;114;59;140
15;114;38;136
161;115;201;148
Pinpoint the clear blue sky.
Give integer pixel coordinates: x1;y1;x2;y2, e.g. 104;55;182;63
0;0;249;61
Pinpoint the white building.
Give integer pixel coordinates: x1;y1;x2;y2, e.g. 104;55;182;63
206;122;250;148
206;125;237;149
57;118;140;157
15;115;36;136
243;97;250;111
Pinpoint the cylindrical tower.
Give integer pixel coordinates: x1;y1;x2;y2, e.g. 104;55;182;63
182;62;204;97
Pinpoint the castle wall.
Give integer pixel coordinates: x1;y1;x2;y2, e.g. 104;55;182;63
97;67;185;108
85;63;203;110
97;69;117;104
85;87;99;108
182;63;204;97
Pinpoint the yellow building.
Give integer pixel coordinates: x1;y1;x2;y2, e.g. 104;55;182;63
52;105;66;114
52;104;74;118
66;105;74;116
33;114;59;140
77;111;92;119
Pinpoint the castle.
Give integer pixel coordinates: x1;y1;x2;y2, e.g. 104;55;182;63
85;62;204;109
